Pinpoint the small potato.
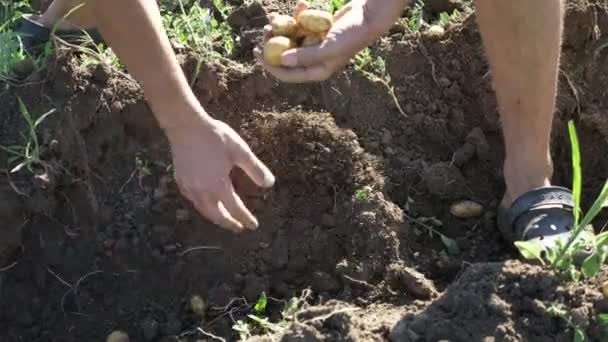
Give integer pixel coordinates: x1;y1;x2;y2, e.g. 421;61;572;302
297;9;333;33
426;25;445;38
263;36;294;66
300;34;324;47
602;280;608;298
271;14;297;37
450;200;483;219
106;330;130;342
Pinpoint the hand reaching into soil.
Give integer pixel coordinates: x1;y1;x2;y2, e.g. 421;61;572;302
165;116;275;233
91;0;275;233
255;0;407;82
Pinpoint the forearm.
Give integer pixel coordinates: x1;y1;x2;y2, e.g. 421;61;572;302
91;0;206;129
361;0;410;37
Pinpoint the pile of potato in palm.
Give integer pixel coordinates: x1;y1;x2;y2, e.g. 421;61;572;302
263;9;333;66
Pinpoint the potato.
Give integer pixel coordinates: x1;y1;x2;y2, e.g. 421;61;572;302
271;14;297;37
106;331;130;342
300;34;324;47
296;9;333;33
427;25;445;38
602;280;608;298
263;36;294;66
449;200;483;218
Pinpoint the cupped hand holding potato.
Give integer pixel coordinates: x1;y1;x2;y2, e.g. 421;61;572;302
255;0;408;83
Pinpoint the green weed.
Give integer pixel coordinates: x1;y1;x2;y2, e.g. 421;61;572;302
354;48;407;118
162;0;235;85
545;303;590;342
438;9;460;27
515;120;608;282
407;0;425;33
0;1;31;83
0;97;55;174
232;291;308;340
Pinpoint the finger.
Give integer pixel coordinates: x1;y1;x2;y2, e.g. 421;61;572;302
267;12;277;24
234;147;275;189
333;3;353;21
263;24;273;41
194;193;244;233
281;41;340;67
293;1;308;17
219;182;258;231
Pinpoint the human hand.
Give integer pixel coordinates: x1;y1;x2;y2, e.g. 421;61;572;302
165;114;275;233
254;0;406;82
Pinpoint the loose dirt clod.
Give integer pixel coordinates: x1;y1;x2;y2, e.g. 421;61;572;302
386;262;438;300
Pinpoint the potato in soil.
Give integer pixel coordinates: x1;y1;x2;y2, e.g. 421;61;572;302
263;36;295;66
297;9;333;33
271;14;297;37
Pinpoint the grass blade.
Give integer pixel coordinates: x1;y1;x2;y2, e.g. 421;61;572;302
578;179;608;232
568;120;582;226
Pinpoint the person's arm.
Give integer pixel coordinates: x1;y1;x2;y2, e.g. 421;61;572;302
92;0;199;127
256;0;409;82
91;0;275;233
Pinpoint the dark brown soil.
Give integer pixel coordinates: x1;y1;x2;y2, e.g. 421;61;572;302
1;0;608;341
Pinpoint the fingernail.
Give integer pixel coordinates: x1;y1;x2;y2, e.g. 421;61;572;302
282;53;297;67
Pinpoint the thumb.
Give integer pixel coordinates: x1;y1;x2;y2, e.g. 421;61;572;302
235;148;275;189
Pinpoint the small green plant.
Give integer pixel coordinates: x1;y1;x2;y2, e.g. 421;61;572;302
162;0;235;85
354;48;407;118
354;186;371;202
0;1;32;83
0;97;55;174
545;303;589;342
515;120;608;281
438;9;460;27
407;0;425;33
232;292;307;340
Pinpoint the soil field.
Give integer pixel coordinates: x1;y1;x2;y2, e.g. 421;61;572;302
2;0;608;341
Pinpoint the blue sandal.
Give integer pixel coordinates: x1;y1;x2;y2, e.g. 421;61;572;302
15;14;104;53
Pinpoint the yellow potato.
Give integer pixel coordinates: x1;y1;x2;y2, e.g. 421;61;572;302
300;34;323;47
297;9;333;33
263;36;294;66
602;280;608;298
271;14;297;37
106;331;130;342
449;200;483;218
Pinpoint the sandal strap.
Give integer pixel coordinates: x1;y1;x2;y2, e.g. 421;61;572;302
507;186;574;229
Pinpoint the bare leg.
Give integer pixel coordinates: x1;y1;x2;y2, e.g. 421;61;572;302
475;0;563;207
36;0;96;29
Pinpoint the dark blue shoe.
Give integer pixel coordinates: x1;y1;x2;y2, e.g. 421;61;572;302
15;14;104;54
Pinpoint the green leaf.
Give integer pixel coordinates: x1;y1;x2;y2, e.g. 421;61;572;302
582;253;601;278
579;179;608;234
254;292;267;313
595;231;608;247
514;240;545;264
545;245;557;264
440;235;460;255
598;313;608;326
574;327;587;342
568;120;582;226
568;264;582;282
34;108;56;127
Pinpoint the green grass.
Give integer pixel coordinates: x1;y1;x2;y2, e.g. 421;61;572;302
161;0;235;85
515;120;608;283
0;97;55;174
0;1;32;83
